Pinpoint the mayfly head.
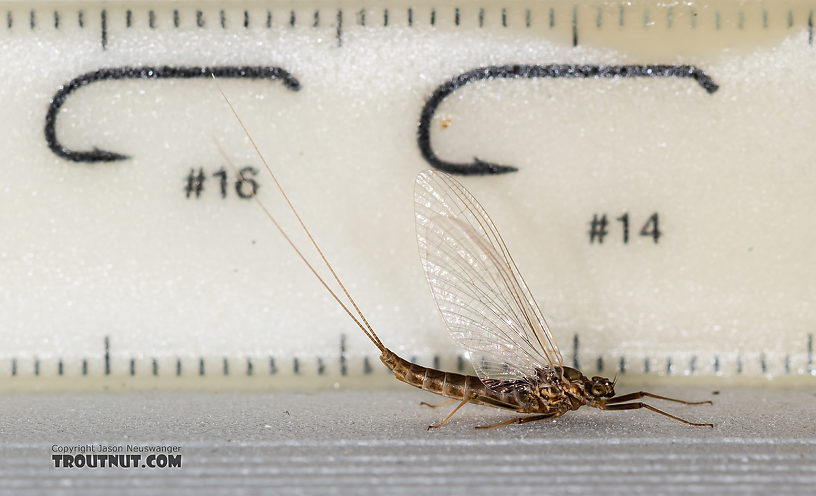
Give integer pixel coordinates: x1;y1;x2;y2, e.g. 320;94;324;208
588;376;616;399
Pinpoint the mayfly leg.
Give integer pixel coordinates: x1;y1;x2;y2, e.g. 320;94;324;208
600;402;714;427
604;391;713;406
427;395;475;430
420;399;456;409
475;412;558;430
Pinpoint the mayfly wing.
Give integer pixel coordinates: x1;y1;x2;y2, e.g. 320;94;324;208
414;170;564;388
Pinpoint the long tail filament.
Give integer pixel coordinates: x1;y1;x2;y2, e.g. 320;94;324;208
212;76;385;353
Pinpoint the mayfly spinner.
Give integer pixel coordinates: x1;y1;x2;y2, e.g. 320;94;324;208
215;82;712;430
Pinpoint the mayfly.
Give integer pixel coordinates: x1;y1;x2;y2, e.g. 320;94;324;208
215;83;712;430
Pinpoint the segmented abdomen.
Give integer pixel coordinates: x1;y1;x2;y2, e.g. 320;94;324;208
379;349;527;412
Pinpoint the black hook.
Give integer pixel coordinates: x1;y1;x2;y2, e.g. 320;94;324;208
417;64;719;175
44;65;301;163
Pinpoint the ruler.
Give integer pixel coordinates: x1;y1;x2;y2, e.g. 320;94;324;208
1;0;814;389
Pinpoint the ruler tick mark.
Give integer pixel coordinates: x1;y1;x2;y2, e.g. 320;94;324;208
266;10;271;28
644;8;650;28
246;358;253;376
220;9;226;29
809;11;814;46
714;355;720;373
455;7;459;26
383;8;388;27
760;353;767;374
54;10;59;29
34;359;39;376
101;9;107;50
690;7;696;29
130;359;135;376
689;356;697;375
173;9;179;28
618;6;624;27
572;6;578;46
199;358;205;376
618;356;626;374
407;7;412;27
340;334;347;376
644;357;650;373
785;355;791;374
126;9;131;28
196;10;203;28
763;10;768;29
246;10;251;29
317;357;325;375
596;7;602;29
430;8;436;26
336;9;342;47
104;335;110;375
501;8;506;27
433;355;440;369
737;355;743;374
152;358;157;376
293;357;300;374
666;357;673;375
363;356;372;374
29;9;34;30
525;8;531;28
738;11;744;30
808;334;813;375
270;356;278;375
549;7;554;28
357;8;364;27
667;6;673;28
457;355;464;372
176;358;182;376
58;359;63;376
479;8;484;28
82;359;88;376
596;356;603;372
148;10;155;29
572;334;579;369
290;10;296;27
312;10;318;28
715;11;720;31
11;358;17;376
223;357;229;375
787;10;793;29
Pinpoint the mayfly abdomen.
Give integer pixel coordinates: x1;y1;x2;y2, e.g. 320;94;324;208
381;350;472;395
380;351;458;395
380;350;522;409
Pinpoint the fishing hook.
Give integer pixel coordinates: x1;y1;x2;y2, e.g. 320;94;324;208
417;64;719;176
44;65;301;163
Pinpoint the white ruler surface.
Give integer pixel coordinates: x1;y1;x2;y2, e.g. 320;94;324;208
1;1;815;388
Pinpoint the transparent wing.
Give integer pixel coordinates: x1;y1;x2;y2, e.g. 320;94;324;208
414;170;563;387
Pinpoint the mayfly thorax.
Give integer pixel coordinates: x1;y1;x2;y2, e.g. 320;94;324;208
214;80;712;430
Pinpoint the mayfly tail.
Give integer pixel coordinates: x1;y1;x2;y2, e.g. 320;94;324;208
212;77;385;353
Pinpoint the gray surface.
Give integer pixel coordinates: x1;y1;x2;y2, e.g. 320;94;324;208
0;386;815;495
